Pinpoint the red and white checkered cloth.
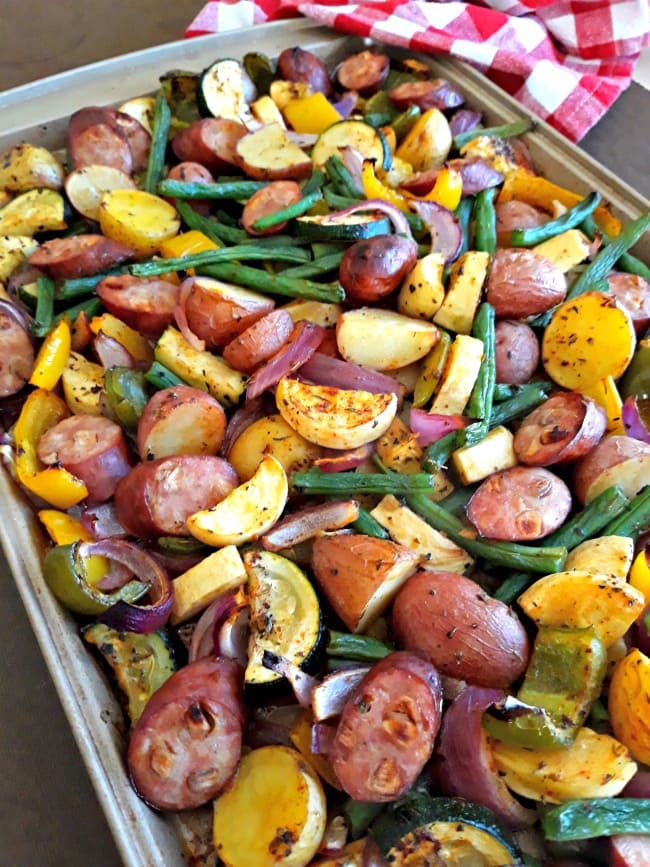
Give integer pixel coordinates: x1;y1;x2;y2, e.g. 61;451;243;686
185;0;649;142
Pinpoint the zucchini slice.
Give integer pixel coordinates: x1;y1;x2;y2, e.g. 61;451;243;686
371;794;523;866
296;213;392;241
243;550;323;688
197;58;255;126
311;120;391;171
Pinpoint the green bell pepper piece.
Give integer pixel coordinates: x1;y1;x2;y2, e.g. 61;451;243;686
619;338;650;399
104;366;149;433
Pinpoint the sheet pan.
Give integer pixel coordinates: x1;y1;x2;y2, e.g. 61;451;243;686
1;19;648;867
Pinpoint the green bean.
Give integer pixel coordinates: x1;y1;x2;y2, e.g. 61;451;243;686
459;302;496;447
157;178;267;200
454;196;474;259
131;244;309;277
32;275;55;337
406;492;567;573
510;192;600;246
454;117;533;149
144;91;171;195
251;190;324;231
327;630;392;661
350;505;390;539
542;798;650;841
174;200;226;246
437;485;475;518
301;169;327;196
581;214;650;280
55;267;128;300
492;381;553;403
144;361;186;390
53;297;102;324
473;187;497;256
543;485;629;549
198;261;345;303
392;104;421;142
600;485;650;541
325;154;363;198
422;431;459;473
292;467;435;496
493;572;533;604
280;252;344;279
489;382;552;427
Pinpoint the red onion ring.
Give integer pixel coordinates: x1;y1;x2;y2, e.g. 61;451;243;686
174;277;206;351
216;603;250;666
246;320;325;401
622;395;650;444
437;685;536;828
409;408;469;446
81;502;129;540
311;666;370;721
449;109;482;138
262;650;319;707
340;146;365;194
317;198;412;239
315;442;375;473
408;199;462;264
261;499;359;551
188;592;239;663
86;539;173;633
0;298;33;334
311;721;336;755
332;92;358;120
448;157;504;195
299;352;405;405
94;332;140;370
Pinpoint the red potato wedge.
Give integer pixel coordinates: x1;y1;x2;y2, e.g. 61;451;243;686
182;276;275;350
171;118;247;174
234;123;313;181
311;533;420;633
137;385;227;462
573;434;650;505
336;308;439;371
222;308;294;373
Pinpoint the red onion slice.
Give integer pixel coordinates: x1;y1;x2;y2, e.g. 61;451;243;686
262;650;319;707
448;157;504;195
340;146;365;194
409;408;469;446
174;277;206;352
311;666;370;721
332;92;358;120
286;131;319;148
438;685;536;828
449;109;483;138
246;320;325;401
409;200;462;264
86;539;174;633
94;332;140;370
261;499;359;551
300;352;405;405
317;198;412;239
315;442;375;473
623;768;650;798
622;395;650;443
216;603;250;666
221;394;274;458
311;721;336;756
188;592;240;663
81;502;129;539
0;297;34;334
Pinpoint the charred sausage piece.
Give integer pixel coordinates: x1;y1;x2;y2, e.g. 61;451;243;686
329;651;442;802
339;235;419;303
486;248;567;319
494;319;540;385
277;47;333;96
607;272;650;335
37;415;133;504
388;79;464;112
128;657;245;811
466;465;572;541
68;107;133;173
29;235;134;280
241;181;303;237
514;392;607;467
113;455;239;538
495;200;548;247
112;112;151;172
166;161;214;216
392;571;530;688
0;309;34;397
171;118;247;173
336;50;390;95
96;274;178;338
222;308;294;374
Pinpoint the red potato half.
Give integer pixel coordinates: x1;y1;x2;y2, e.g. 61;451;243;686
222;308;294;374
234;123;313;181
136;385;227;462
391;570;530;688
182;276;275;349
573;434;650;505
486;248;567;318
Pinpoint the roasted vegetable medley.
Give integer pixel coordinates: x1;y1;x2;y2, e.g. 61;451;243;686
2;41;650;867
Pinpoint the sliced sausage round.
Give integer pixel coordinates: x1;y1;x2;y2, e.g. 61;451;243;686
494;319;540;385
37;414;133;504
389;79;464;112
495;200;548;247
128;657;245;811
340;235;419;303
466;465;572;541
222;308;294;373
486;248;567;318
607;273;650;335
329;651;442;802
277;47;333;96
96;274;178;338
514;392;607;467
166;161;214;216
171;118;247;173
0;309;34;397
391;571;530;689
113;454;239;538
336;50;390;95
241;180;303;237
68;107;133;174
29;235;133;280
112;112;151;172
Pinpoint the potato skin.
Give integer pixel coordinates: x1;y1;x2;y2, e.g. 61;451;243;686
573;434;650;505
339;235;418;303
391;570;530;688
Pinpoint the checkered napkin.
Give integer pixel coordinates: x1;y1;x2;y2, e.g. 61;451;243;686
185;0;649;142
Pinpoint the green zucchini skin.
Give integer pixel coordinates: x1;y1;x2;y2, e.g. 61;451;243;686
542;798;650;841
295;213;392;241
371;793;524;865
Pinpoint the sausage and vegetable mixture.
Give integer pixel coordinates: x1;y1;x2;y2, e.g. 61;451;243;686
1;42;650;867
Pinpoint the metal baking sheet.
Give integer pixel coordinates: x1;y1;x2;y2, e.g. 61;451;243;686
1;19;648;867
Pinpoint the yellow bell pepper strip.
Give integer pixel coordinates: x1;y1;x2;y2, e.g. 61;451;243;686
419;166;463;211
89;312;154;368
159;229;219;259
413;329;452;408
14;388;88;509
282;92;342;136
498;168;622;237
581;376;625;435
630;544;650;602
28;316;71;390
42;541;148;616
362;160;463;215
361;159;411;213
38;510;109;585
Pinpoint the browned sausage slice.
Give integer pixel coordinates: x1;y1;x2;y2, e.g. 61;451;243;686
171;118;247;173
113;455;239;538
607;272;650;335
336;50;390;95
494;319;540;385
37;415;133;504
277;47;333;96
68;107;133;173
113;112;151;172
466;465;572;541
166;161;215;216
128;657;245;811
96;274;178;338
0;309;34;397
486;248;567;318
29;235;133;280
241;181;302;237
389;79;464;111
340;235;419;303
514;392;607;467
329;651;442;802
